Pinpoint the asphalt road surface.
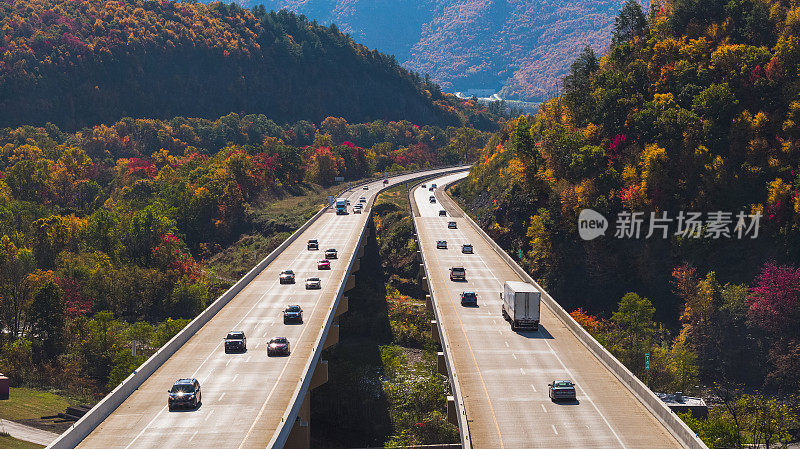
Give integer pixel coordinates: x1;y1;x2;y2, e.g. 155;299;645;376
413;172;685;449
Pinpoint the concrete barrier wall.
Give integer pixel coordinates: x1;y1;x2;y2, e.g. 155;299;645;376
440;180;708;449
408;181;472;449
270;166;470;448
47;166;464;449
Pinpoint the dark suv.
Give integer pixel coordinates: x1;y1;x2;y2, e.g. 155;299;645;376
283;305;303;323
224;331;246;352
168;378;201;411
548;380;577;402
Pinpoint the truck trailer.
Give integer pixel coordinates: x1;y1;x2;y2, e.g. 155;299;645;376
501;281;541;330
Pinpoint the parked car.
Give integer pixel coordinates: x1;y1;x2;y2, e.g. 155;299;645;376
325;248;338;259
450;266;466;281
462;244;474;254
283;305;304;323
307;239;319;250
439;210;447;216
224;331;246;352
448;221;457;229
436;240;448;249
460;291;478;306
305;277;321;290
548;380;577;402
317;259;331;270
168;378;201;411
267;337;291;356
279;270;295;284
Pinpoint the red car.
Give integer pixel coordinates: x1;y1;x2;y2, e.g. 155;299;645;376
317;259;331;270
267;337;290;356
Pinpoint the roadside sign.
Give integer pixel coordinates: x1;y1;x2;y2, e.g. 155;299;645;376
327;195;333;206
334;176;345;182
645;353;650;370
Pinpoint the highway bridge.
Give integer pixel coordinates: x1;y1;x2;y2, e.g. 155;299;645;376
47;167;466;449
412;171;706;449
47;166;707;449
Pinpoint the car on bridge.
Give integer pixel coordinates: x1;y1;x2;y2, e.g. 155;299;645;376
439;210;447;216
224;331;246;353
460;291;478;306
383;179;389;184
450;266;466;281
279;270;295;284
448;221;457;229
268;337;291;356
168;378;201;411
353;207;362;214
462;244;473;254
325;248;338;259
307;239;319;250
359;197;367;203
363;185;369;190
436;240;448;249
548;380;577;402
305;277;321;290
283;305;304;323
317;259;331;270
429;196;436;203
421;184;426;188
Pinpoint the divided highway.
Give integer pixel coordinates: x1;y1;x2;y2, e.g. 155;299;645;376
60;168;465;449
413;172;686;449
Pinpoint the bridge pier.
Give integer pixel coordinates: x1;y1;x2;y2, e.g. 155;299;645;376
430;320;440;343
344;275;356;292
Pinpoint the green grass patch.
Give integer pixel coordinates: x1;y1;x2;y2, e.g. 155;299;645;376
0;388;72;421
0;434;45;449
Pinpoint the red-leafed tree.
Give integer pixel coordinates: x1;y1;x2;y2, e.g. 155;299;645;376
748;263;800;335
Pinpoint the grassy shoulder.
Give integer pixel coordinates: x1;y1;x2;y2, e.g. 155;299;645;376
0;434;44;449
0;388;73;422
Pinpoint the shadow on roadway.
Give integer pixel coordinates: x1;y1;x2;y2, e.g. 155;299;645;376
514;324;555;339
551;399;580;406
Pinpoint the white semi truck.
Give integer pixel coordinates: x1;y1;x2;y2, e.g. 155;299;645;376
501;281;541;330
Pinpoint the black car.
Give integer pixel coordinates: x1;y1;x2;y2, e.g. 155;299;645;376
307;239;319;250
268;337;291;356
436;240;448;249
224;331;246;352
283;305;303;323
325;248;338;259
548;380;577;402
447;221;457;229
429;196;436;203
168;378;201;411
439;210;447;216
460;291;478;306
462;244;474;254
279;270;295;284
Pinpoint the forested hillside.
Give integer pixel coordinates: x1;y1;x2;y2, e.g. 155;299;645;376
0;0;500;130
455;0;800;408
0;112;488;396
254;0;630;102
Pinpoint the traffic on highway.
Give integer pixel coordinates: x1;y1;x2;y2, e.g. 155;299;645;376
413;172;686;449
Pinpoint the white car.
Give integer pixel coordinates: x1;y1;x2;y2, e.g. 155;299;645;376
305;277;321;289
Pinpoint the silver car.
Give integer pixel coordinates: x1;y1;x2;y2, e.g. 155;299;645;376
305;277;321;289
